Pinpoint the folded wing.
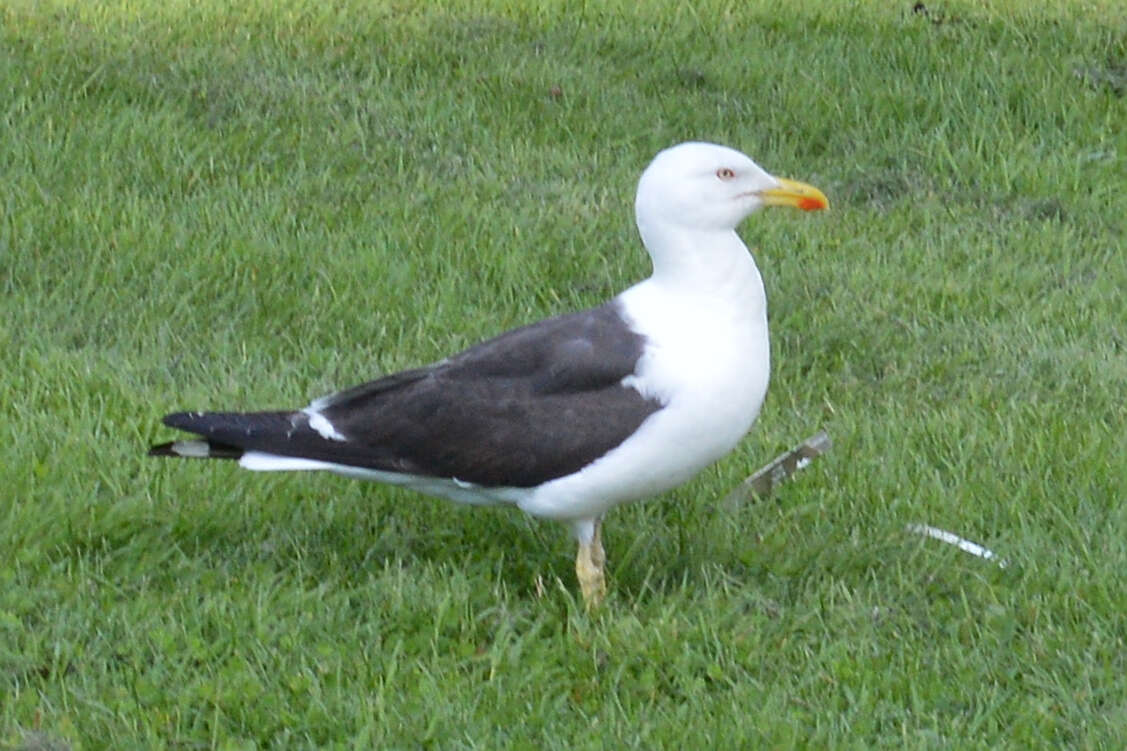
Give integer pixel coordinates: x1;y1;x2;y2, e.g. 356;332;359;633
151;302;663;488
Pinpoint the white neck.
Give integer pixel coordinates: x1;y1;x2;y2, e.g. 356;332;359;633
636;216;765;313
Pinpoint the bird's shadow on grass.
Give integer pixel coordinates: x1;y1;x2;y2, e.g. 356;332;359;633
75;470;792;609
157;477;584;598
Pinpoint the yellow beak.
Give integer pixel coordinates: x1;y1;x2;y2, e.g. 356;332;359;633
758;178;829;212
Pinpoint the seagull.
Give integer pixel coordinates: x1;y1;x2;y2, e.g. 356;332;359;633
149;142;828;608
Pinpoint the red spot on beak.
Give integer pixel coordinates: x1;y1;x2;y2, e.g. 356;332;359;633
797;196;828;211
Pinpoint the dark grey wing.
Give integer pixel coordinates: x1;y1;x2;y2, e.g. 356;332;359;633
154;301;663;488
318;300;661;485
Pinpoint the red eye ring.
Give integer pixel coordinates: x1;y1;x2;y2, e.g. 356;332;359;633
716;167;736;180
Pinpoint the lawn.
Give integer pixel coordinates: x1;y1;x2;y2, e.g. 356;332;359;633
2;0;1125;747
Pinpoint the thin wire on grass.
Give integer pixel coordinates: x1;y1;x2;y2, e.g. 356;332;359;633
906;523;1008;568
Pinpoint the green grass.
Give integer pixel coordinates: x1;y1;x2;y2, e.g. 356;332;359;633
2;0;1126;747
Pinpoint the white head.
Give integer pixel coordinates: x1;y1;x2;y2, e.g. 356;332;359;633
634;142;827;237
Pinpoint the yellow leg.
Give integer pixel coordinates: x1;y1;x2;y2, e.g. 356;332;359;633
575;519;607;609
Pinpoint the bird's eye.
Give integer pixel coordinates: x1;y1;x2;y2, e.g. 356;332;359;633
716;168;736;180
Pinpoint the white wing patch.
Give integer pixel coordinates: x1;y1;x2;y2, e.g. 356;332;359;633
301;407;347;442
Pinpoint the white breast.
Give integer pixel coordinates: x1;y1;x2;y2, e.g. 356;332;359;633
519;251;771;522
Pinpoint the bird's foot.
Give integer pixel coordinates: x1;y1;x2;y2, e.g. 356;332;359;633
575;523;607;609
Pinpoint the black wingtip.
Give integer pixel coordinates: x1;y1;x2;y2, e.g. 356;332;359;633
162;411;204;430
151;409;305;465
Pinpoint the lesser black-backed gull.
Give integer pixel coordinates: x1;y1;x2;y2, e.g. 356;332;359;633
150;142;828;607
